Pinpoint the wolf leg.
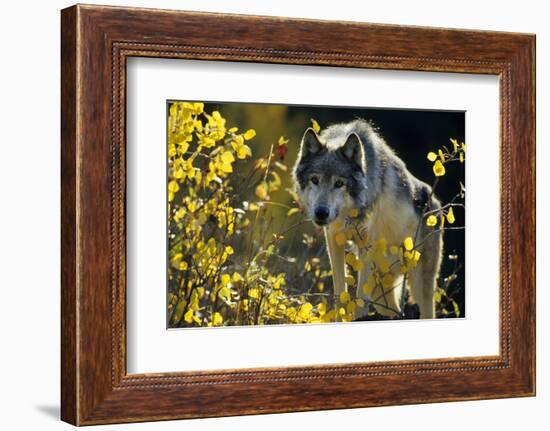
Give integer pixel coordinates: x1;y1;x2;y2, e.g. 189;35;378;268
325;225;346;302
358;258;402;317
410;228;443;319
373;275;401;317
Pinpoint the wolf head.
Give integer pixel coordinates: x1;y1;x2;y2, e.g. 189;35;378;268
292;127;369;227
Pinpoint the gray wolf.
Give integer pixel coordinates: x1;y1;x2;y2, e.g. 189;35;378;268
292;119;443;319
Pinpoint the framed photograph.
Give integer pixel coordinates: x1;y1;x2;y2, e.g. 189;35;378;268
61;4;535;425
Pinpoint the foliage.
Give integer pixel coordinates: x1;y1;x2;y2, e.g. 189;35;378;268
167;102;465;328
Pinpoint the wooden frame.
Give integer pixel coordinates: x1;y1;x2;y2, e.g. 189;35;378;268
61;4;535;426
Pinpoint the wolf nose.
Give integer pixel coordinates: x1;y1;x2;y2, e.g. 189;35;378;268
314;205;330;221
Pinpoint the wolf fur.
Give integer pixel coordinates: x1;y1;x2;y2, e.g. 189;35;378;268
292;119;443;319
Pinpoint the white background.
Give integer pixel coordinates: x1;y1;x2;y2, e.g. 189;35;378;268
0;1;546;430
127;59;499;373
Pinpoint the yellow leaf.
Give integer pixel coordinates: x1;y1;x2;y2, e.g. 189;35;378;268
278;136;289;146
168;144;177;157
255;183;268;200
268;171;282;191
221;151;235;164
345;275;356;286
232;135;244;146
433;159;446;177
426;215;438;227
169;103;178;116
311;118;321;133
340;291;351;304
248;287;260;299
450;138;459;152
298;303;313;319
381;273;394;289
287;207;300;216
237;145;252;159
199;136;216;148
427;152;438;162
404;237;414;251
221;162;233;173
168;180;179;193
172;300;186;322
317;302;327;315
184;309;194;324
286;306;297;320
345;253;356;266
453;301;461;317
192;102;204;114
356;298;365;308
335;232;347;246
446;207;456;224
212;312;223;326
178;141;190;154
174;207;186;222
218;286;231;302
243;129;256;140
322;309;337;323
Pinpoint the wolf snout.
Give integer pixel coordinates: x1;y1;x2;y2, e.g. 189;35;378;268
314;205;330;224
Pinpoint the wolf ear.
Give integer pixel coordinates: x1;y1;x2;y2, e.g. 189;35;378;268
299;128;323;159
339;133;366;172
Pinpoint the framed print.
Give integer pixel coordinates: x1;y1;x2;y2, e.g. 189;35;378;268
61;4;536;425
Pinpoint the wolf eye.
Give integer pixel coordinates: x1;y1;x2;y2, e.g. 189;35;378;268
334;179;345;188
310;176;319;185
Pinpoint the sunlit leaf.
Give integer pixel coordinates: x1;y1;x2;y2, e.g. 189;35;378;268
446;207;456;224
311;118;321;133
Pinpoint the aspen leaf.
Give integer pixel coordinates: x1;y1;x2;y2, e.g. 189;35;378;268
243;129;256;140
311;118;321;133
433;159;446;177
212;312;223;326
339;291;351;304
426;215;438;227
446;207;456;224
287;208;300;216
335;232;347;246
